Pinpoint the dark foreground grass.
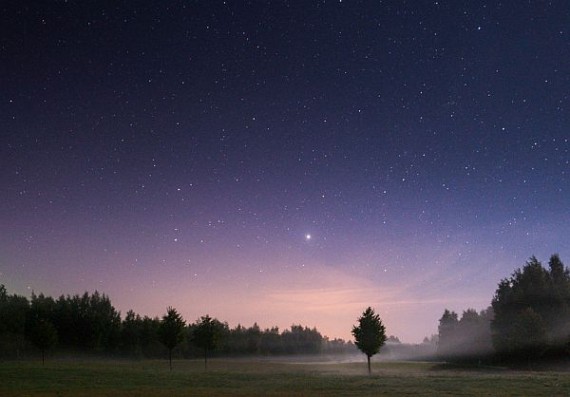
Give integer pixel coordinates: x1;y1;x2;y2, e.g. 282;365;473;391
1;358;570;396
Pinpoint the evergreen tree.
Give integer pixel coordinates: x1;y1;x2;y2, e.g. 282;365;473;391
352;307;386;375
157;307;185;370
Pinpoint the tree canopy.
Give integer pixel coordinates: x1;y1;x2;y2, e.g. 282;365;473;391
0;284;354;361
437;307;493;360
492;255;570;360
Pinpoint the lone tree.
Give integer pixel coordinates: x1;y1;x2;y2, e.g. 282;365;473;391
352;307;387;375
158;307;185;370
191;315;224;369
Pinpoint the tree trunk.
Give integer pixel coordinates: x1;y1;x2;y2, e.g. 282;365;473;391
204;348;208;370
169;348;172;371
42;349;45;366
367;355;371;375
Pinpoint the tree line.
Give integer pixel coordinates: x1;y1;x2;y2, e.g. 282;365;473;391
0;285;354;364
2;253;567;366
437;254;570;364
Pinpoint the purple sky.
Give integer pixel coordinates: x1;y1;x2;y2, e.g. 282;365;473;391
1;1;569;342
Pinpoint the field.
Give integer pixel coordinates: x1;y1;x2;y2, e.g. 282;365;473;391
2;358;570;396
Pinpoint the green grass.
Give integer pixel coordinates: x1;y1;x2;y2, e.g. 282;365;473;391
1;358;570;396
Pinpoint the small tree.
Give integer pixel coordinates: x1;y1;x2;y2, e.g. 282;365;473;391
191;315;224;369
352;307;387;375
157;307;185;370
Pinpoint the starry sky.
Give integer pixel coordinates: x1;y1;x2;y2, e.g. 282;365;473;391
1;1;569;343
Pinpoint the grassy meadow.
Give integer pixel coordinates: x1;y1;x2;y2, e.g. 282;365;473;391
1;358;570;396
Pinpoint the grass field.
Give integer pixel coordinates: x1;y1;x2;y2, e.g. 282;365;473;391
1;358;570;396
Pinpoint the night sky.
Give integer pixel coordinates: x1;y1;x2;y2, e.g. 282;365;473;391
2;1;569;343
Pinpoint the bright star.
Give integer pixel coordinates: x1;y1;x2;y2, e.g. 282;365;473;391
305;234;312;241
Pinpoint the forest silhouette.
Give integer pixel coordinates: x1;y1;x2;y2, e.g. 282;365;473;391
1;254;568;366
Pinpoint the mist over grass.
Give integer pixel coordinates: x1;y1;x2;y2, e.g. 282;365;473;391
2;358;570;397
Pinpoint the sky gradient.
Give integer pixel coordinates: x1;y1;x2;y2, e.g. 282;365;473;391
1;1;569;342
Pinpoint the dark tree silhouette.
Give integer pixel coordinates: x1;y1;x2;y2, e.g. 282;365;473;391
259;326;283;355
437;309;459;357
52;291;120;352
0;285;29;358
27;292;58;364
0;283;355;361
281;325;323;354
386;335;401;343
191;315;225;369
121;310;143;357
437;308;493;360
352;307;386;375
513;307;546;368
492;255;569;360
157;307;185;370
